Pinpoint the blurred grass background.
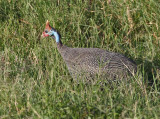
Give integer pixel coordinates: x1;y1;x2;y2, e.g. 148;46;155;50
0;0;160;118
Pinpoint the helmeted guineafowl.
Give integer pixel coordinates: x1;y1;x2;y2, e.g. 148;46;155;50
42;20;137;81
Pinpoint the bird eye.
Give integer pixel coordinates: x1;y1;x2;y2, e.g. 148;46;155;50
45;30;48;33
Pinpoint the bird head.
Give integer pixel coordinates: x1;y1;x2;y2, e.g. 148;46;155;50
41;20;60;43
41;20;51;37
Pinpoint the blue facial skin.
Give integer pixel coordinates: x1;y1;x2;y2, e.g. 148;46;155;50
48;29;60;43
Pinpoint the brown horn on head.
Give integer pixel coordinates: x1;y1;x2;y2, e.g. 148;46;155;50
46;20;49;25
45;20;51;30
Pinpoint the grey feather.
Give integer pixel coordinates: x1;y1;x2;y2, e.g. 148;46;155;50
57;43;137;80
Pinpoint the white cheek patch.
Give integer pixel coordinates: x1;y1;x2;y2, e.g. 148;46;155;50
48;30;54;36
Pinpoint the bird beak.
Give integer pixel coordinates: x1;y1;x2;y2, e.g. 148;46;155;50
41;31;49;38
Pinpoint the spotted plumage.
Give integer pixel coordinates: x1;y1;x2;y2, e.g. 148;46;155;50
42;20;137;81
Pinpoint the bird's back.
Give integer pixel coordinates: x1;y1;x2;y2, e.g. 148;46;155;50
58;46;137;80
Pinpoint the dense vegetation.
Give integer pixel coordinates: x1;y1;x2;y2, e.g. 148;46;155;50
0;0;160;118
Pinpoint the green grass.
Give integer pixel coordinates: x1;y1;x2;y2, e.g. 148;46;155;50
0;0;160;118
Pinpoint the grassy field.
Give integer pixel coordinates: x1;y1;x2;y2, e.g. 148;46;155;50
0;0;160;118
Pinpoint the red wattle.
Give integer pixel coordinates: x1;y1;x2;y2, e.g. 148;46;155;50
43;32;49;37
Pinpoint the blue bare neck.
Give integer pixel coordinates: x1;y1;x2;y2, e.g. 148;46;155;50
49;28;60;43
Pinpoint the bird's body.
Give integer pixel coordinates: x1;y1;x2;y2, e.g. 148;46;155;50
57;43;136;80
42;21;137;81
